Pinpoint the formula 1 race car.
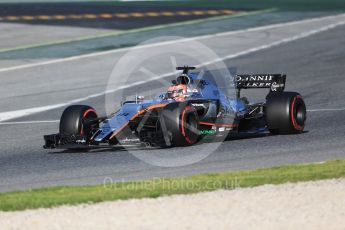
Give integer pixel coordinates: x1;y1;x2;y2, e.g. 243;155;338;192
44;66;307;150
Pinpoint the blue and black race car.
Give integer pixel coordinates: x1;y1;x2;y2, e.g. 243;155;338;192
44;66;306;149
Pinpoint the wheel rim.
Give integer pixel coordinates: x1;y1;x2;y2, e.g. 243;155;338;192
181;107;199;144
295;103;306;126
80;109;97;135
291;96;306;131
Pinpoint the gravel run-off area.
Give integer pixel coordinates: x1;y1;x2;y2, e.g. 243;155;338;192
1;179;345;230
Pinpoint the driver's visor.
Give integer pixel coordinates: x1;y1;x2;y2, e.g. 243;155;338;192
167;89;184;98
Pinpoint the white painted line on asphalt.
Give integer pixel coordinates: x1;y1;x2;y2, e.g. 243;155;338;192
0;103;66;122
0;13;344;73
307;108;345;112
0;120;59;125
1;15;345;122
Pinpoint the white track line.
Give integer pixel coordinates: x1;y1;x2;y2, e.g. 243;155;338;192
307;108;345;112
0;13;344;73
0;120;59;125
1;14;345;122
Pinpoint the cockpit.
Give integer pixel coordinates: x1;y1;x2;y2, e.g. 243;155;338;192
166;74;193;101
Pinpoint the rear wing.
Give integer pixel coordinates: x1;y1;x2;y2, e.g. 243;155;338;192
234;74;286;97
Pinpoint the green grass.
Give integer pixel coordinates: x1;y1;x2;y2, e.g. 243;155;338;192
1;159;345;212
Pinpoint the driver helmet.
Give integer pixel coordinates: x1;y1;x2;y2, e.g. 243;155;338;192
166;74;191;101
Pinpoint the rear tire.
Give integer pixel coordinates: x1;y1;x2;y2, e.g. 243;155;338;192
265;92;306;134
59;105;98;149
161;103;200;147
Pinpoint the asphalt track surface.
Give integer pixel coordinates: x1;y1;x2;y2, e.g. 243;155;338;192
0;14;345;192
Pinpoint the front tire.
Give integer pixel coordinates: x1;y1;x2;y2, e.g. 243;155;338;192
59;105;98;141
161;103;200;147
265;92;306;134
